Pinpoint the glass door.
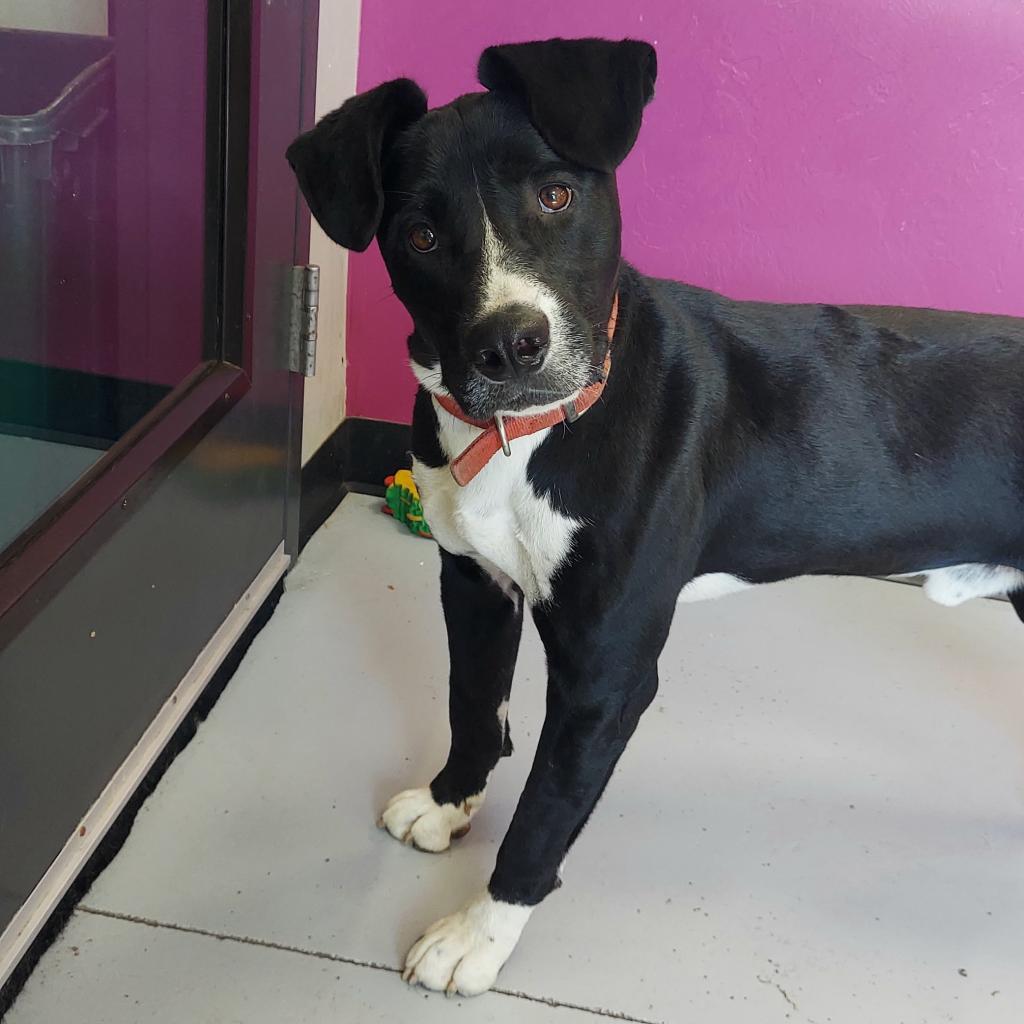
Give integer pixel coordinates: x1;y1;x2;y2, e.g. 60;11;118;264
1;3;216;552
0;0;315;984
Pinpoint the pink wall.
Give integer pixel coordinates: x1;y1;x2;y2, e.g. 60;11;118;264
348;0;1024;424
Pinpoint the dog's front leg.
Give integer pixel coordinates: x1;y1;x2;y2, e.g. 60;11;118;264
403;601;671;996
380;549;522;852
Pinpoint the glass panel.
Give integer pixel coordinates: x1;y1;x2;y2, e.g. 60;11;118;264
0;1;210;553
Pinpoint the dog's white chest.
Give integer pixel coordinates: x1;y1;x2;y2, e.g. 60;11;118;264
413;407;580;604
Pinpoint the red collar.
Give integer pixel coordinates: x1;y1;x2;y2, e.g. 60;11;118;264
434;292;619;486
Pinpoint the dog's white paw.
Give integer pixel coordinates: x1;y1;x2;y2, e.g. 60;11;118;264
377;787;483;853
402;891;532;996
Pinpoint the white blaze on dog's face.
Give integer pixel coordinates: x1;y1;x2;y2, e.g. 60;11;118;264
464;214;581;415
286;39;657;419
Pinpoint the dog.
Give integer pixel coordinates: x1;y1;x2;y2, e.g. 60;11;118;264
287;36;1024;997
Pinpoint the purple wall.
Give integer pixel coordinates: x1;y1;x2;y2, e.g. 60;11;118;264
348;0;1024;423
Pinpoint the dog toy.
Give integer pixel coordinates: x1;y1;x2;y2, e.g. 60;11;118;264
382;469;433;539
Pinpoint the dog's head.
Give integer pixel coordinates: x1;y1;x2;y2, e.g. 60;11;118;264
287;38;656;419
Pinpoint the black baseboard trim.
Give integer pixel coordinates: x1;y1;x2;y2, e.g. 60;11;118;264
0;580;285;1019
299;416;411;551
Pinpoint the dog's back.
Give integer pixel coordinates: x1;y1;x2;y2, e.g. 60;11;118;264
652;282;1024;584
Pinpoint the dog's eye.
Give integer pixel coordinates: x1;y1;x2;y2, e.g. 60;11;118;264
408;224;437;253
538;183;573;213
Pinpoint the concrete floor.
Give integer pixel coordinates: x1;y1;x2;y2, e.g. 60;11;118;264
9;494;1024;1023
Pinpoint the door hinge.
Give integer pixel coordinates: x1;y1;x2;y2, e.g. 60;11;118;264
288;264;319;377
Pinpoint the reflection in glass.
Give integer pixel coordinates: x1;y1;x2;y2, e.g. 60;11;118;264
0;3;208;552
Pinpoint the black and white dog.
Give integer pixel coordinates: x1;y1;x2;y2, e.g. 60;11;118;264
288;37;1024;997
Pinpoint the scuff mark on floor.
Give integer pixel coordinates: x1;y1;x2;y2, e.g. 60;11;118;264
757;972;798;1013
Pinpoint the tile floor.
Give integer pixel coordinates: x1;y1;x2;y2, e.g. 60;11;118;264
9;494;1024;1023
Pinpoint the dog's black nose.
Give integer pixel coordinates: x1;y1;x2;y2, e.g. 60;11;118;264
470;311;550;382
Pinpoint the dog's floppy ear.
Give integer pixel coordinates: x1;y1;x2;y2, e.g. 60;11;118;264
286;78;427;251
477;38;656;172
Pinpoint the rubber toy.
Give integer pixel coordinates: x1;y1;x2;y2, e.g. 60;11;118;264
382;469;433;539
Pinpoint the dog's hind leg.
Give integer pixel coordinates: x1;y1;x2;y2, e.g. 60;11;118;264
1009;588;1024;624
379;550;522;853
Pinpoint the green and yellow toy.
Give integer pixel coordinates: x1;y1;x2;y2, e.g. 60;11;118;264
382;469;433;539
